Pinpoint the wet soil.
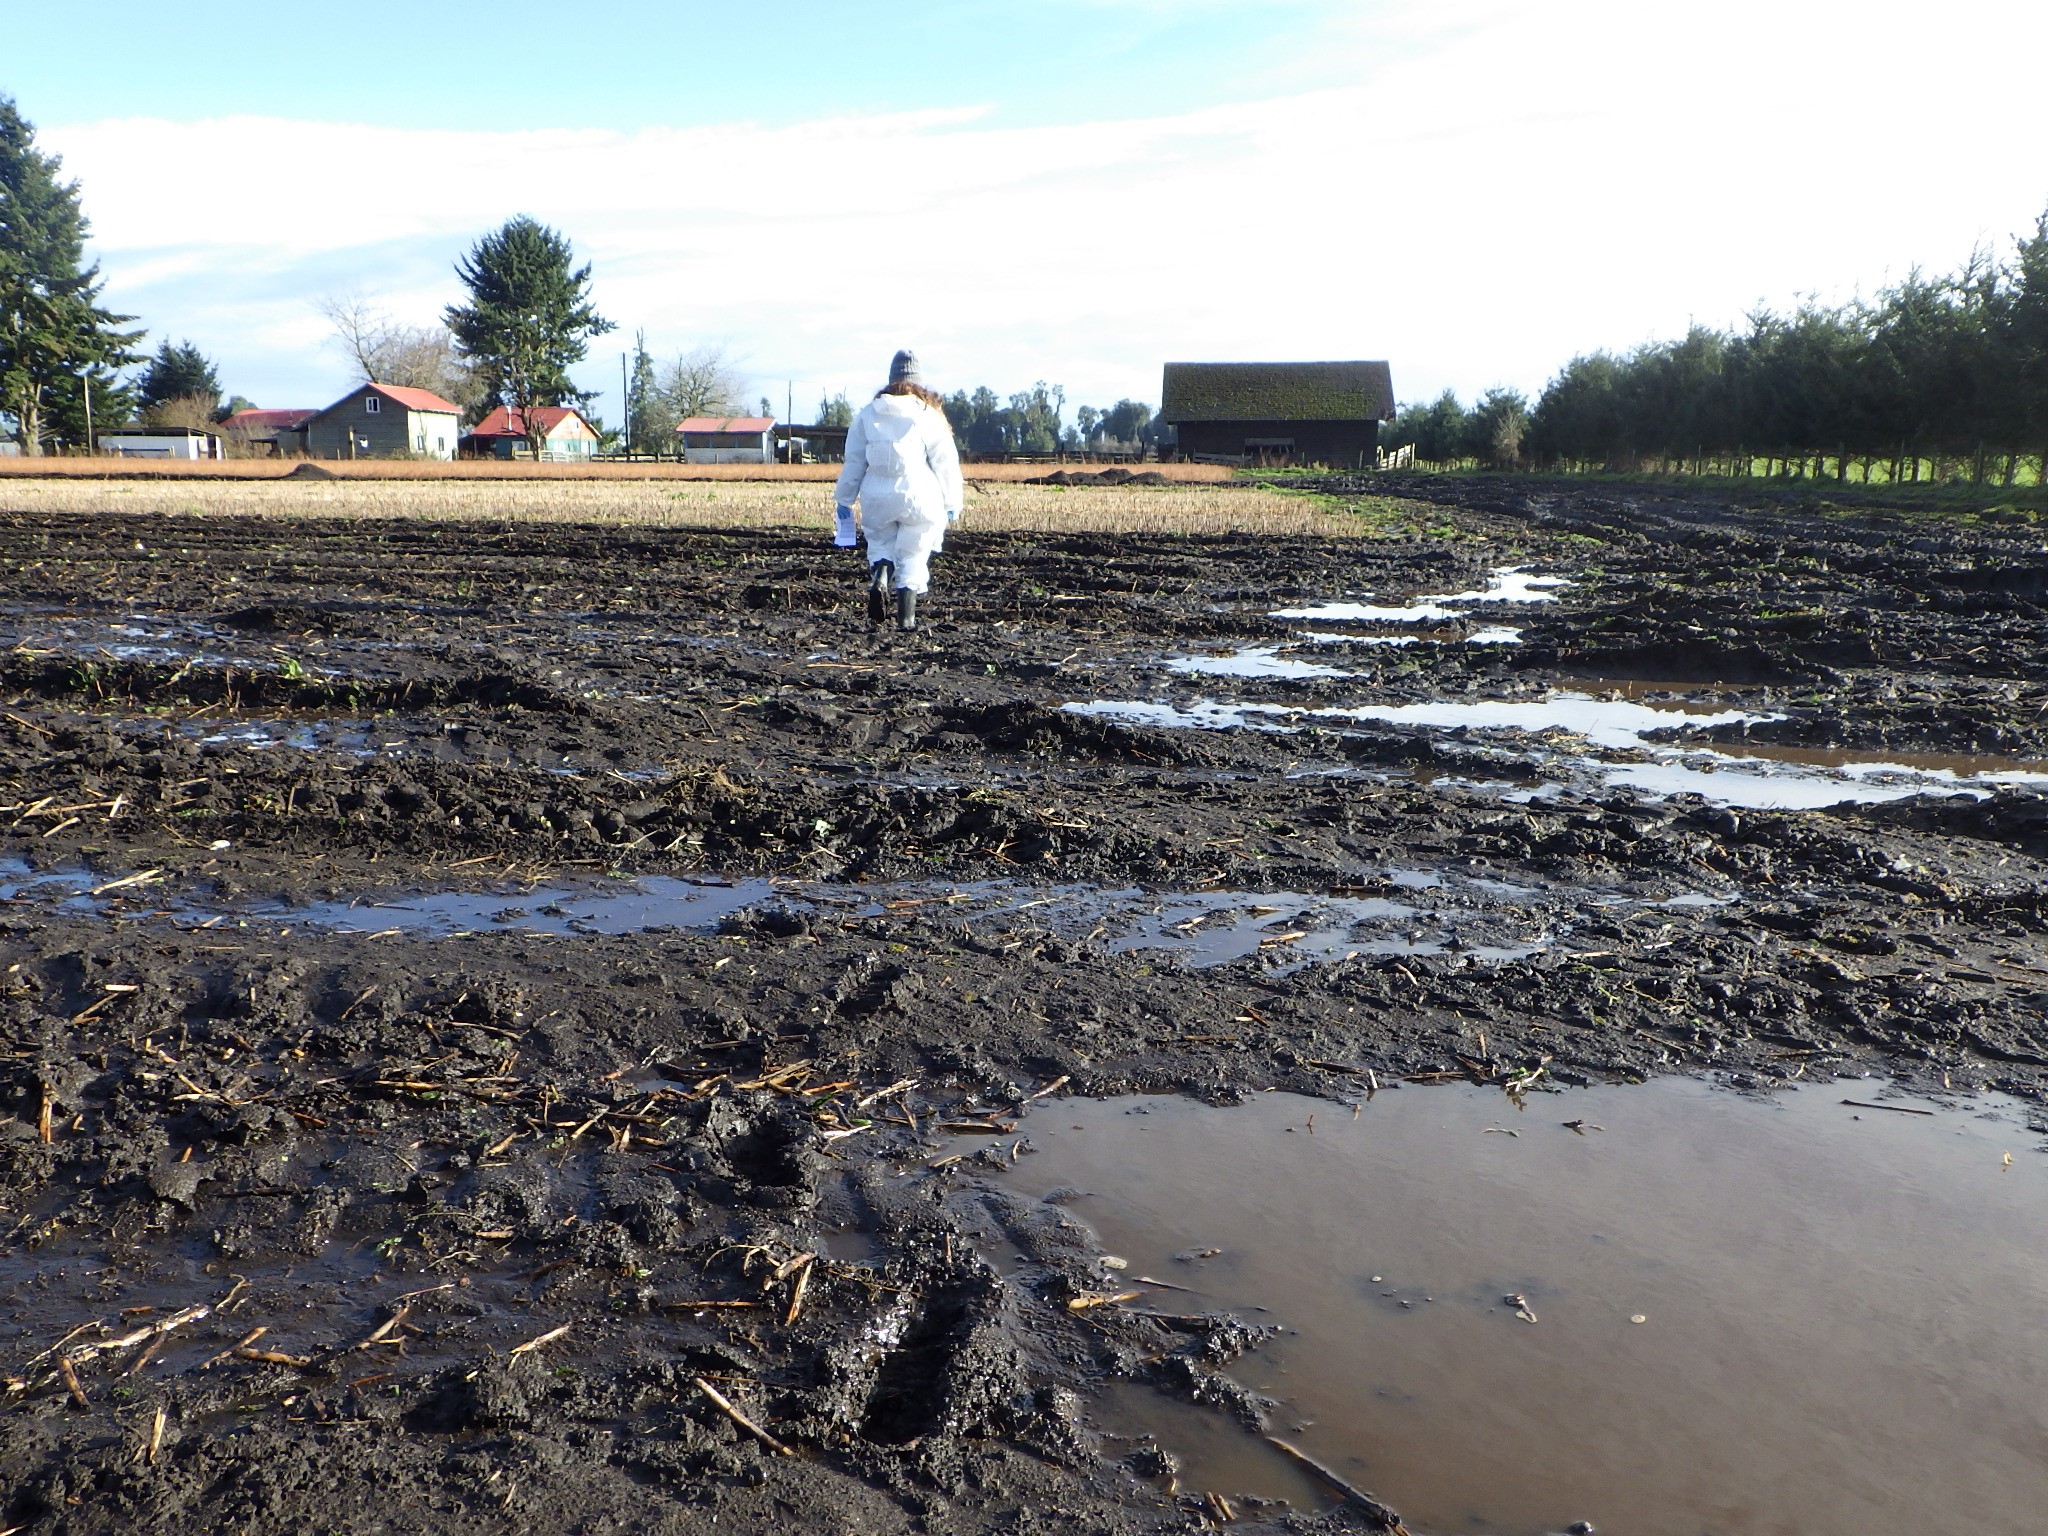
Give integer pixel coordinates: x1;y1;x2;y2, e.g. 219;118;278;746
5;483;2048;1533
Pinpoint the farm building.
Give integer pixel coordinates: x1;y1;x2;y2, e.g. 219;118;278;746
678;416;775;465
95;425;226;460
297;383;463;460
1160;361;1395;468
222;408;316;455
771;422;848;463
463;405;601;461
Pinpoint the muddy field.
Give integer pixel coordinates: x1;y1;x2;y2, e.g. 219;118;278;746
5;476;2048;1534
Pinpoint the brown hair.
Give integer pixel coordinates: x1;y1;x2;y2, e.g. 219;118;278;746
876;380;948;414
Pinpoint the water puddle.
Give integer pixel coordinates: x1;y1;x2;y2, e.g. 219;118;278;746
0;860;1714;967
993;1080;2048;1535
1167;625;1526;677
1269;566;1567;625
176;717;375;755
1603;754;2048;810
1166;647;1353;681
0;858;778;937
3;612;274;671
1067;690;2048;809
1068;691;1761;745
236;876;783;936
1025;886;1554;970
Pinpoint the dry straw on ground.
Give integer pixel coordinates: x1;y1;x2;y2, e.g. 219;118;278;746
0;458;1231;485
0;476;1377;537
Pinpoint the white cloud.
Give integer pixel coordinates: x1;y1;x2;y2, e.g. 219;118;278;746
45;0;2048;419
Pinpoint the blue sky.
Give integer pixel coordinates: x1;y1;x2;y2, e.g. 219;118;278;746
17;1;1367;134
14;1;2048;427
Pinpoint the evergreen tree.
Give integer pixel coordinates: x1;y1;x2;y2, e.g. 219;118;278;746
444;216;613;455
1465;387;1530;469
138;339;221;416
0;95;141;454
1384;390;1469;464
624;331;663;454
2008;212;2048;459
814;391;853;428
1098;399;1153;448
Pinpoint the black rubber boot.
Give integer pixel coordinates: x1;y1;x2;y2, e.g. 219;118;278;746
895;588;918;632
867;560;893;624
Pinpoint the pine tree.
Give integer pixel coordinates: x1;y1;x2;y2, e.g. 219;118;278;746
625;331;662;454
138;339;222;417
0;95;141;453
444;216;613;456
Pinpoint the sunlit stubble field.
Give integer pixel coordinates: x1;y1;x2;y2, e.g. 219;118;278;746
0;477;1404;537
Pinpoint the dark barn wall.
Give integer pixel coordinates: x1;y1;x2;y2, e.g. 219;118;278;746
1176;419;1380;467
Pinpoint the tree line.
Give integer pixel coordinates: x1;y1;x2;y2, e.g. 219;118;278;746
6;89;1158;460
1391;208;2048;484
1;94;616;457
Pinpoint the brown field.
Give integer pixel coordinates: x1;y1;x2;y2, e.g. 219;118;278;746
0;473;1373;536
0;456;1231;484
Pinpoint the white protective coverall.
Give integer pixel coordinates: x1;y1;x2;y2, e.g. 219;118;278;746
834;392;964;594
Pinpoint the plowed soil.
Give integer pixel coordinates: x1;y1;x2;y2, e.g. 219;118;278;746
6;478;2048;1535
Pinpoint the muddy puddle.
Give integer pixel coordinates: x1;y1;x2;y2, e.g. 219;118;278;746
172;717;375;755
2;611;260;670
0;859;1708;967
1069;690;2048;810
1166;568;1562;675
1268;567;1568;626
989;1080;2048;1535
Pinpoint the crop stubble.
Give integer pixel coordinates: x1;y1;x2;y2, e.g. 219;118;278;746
1;476;2047;1534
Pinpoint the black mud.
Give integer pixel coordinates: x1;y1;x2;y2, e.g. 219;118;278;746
5;484;2048;1533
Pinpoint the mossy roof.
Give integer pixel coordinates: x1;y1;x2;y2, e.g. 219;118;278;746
1159;361;1395;424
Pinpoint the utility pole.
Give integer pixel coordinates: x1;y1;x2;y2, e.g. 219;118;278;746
82;370;94;455
620;350;630;456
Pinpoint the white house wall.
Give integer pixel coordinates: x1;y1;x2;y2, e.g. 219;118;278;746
682;436;772;465
407;412;460;460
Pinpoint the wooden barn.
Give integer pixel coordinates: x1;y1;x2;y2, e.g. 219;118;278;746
1160;360;1395;468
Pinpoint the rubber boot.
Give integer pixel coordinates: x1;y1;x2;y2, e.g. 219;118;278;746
895;588;918;632
867;560;893;624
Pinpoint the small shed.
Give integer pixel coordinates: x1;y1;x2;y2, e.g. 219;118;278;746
463;405;601;461
96;426;226;461
771;423;848;463
299;383;463;460
222;408;317;456
678;416;775;465
1160;361;1395;468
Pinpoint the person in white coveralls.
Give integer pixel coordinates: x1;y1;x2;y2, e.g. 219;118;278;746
832;350;964;631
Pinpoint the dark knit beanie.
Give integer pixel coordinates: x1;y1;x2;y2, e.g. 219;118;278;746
889;350;921;385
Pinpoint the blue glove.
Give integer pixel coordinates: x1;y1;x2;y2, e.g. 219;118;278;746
945;507;960;525
833;504;858;547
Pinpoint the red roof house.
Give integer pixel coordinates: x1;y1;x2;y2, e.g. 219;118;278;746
300;383;464;460
463;404;601;460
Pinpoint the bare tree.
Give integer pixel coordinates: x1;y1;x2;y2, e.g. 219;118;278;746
659;344;747;422
316;293;390;380
141;393;223;432
314;293;485;421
